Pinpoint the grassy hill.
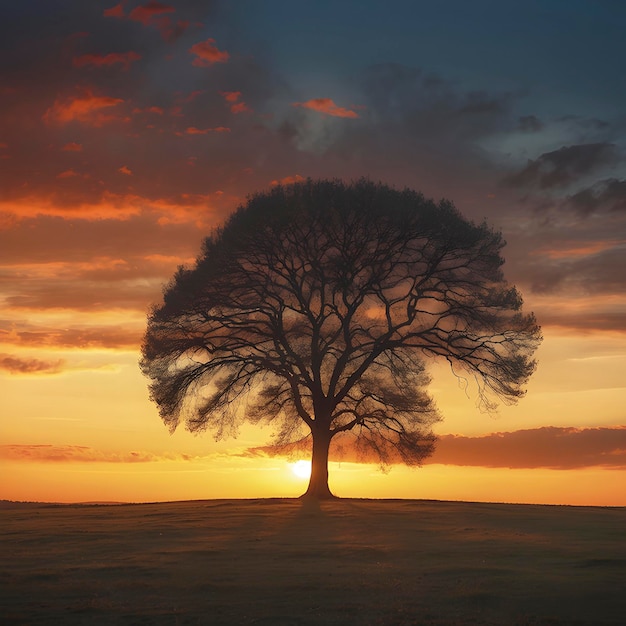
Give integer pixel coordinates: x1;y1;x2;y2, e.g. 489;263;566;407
1;498;625;625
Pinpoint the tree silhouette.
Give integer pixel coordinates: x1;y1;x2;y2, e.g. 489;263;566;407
141;179;541;498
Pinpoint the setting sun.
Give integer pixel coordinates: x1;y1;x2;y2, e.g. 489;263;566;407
290;460;312;479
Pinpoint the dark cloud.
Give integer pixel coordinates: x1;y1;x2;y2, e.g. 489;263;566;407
0;353;65;375
517;115;543;132
524;243;626;296
431;427;626;469
557;114;612;133
269;61;520;206
292;98;360;119
532;310;626;333
564;246;626;294
72;51;142;70
503;143;621;190
566;178;626;215
359;62;514;140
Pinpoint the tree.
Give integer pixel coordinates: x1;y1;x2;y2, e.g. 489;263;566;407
141;179;541;499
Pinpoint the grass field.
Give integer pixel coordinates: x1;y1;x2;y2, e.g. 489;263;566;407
1;498;625;625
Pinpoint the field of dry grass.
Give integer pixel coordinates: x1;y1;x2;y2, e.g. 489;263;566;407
1;498;625;625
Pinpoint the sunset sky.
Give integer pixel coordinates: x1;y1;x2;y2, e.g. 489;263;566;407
1;1;625;505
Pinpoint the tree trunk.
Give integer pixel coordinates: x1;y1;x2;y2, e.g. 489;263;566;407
302;426;335;499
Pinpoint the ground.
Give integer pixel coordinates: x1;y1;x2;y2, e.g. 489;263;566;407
1;498;625;625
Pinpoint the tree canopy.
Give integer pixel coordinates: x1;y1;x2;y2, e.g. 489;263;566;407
141;179;541;498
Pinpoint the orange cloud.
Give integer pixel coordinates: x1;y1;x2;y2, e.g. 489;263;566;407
230;101;250;114
271;174;305;186
220;91;241;103
189;39;229;66
104;1;186;41
183;126;230;135
148;191;237;227
133;106;164;115
0;189;235;224
532;240;624;260
0;321;143;350
179;90;206;103
118;165;132;175
62;142;83;152
56;169;78;179
292;98;361;118
43;89;125;126
0;354;65;375
103;2;125;18
0;192;143;221
219;91;250;114
128;1;174;25
73;51;141;70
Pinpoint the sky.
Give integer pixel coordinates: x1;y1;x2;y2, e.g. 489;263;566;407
1;0;625;505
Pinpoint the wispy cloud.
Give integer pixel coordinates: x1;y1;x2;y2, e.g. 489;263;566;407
43;89;126;126
128;1;175;25
56;169;79;179
271;174;305;186
219;91;250;114
133;106;164;115
104;1;188;41
0;444;214;464
103;2;125;19
1;444;174;463
61;142;83;152
503;143;620;190
183;126;230;135
292;97;361;118
0;353;65;375
530;240;624;260
73;51;141;71
0;322;143;349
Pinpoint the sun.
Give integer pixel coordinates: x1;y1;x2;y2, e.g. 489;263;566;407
290;459;312;479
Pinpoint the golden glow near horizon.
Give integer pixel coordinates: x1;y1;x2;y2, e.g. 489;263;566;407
2;456;624;507
1;326;625;506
